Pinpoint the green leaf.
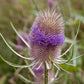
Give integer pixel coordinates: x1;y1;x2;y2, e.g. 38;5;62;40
58;64;78;72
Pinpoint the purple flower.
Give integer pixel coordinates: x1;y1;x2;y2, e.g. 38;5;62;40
28;10;65;63
29;24;65;46
27;10;65;83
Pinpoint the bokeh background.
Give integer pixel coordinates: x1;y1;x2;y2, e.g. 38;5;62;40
0;0;84;84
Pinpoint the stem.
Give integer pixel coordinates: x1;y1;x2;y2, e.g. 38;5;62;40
67;0;72;17
44;62;48;84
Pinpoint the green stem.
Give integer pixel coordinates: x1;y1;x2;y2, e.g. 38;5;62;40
44;62;48;84
67;0;72;17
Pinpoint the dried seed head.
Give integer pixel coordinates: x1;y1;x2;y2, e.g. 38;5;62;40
28;10;65;63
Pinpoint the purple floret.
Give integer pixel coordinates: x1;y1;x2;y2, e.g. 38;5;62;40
29;24;65;46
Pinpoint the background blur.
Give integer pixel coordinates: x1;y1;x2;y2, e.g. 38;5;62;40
0;0;84;84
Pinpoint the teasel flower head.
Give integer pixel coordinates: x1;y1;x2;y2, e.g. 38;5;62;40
28;9;65;67
0;7;80;84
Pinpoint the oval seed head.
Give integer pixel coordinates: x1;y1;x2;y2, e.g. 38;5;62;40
28;10;65;63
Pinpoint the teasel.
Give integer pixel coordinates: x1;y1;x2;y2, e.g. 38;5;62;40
0;9;65;75
28;9;65;67
0;8;79;83
25;9;65;83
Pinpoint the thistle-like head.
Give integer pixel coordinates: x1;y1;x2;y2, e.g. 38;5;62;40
28;10;65;63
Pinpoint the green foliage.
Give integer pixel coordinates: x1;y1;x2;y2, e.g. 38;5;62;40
58;64;78;72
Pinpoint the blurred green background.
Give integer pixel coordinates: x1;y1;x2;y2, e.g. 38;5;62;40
0;0;84;84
